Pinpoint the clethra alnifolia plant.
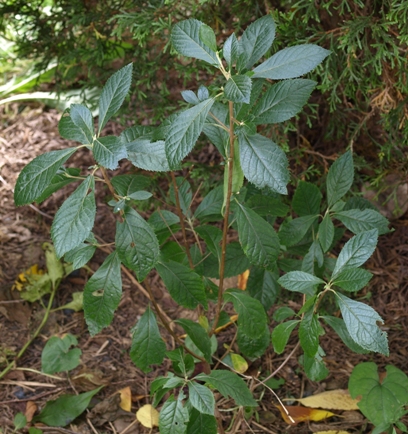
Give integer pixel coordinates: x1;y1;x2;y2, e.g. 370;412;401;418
15;14;393;433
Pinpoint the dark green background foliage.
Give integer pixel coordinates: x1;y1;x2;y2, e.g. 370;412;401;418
2;0;407;161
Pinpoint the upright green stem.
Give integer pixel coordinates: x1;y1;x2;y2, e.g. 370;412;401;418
210;101;235;336
170;171;194;269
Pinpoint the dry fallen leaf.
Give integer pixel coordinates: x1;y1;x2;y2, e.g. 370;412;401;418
293;389;360;411
238;269;250;290
276;404;335;425
25;401;37;422
136;404;159;428
119;386;132;412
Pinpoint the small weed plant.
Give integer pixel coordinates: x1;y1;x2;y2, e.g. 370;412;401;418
14;14;407;433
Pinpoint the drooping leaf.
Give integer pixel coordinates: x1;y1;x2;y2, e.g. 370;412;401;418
98;63;133;134
196;370;257;407
301;239;323;273
156;261;207;309
237;323;270;359
188;381;215;415
51;176;96;258
278;215;319;247
148;210;180;243
336;292;388;355
247;266;279;310
33;387;102;427
318;213;335;252
224;75;252;104
93;135;127;170
14;148;77;206
195;225;222;258
292;181;322;217
115;207;159;281
327;151;354;207
166;98;215;168
237;14;276;70
273;307;296;322
224;289;267;339
176;319;212;363
111;174;151;197
130;305;166;373
299;308;321;357
41;334;81;374
253;79;316;125
171;19;219;66
186;407;217;434
300;347;329;382
252;44;330;79
271;320;300;354
332;267;373;292
331;229;378;279
334;209;389;235
238;133;289;194
126;139;170;172
169;177;193;217
278;271;325;296
194;186;223;222
203;102;229;156
70;104;94;144
83;251;122;336
64;243;96;270
159;394;189;434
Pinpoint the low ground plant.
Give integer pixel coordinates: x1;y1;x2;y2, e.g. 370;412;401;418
12;14;406;433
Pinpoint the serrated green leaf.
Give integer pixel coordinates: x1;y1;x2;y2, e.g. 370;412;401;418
224;75;252;104
169;177;192;217
51;176;96;258
187;407;217;434
332;267;373;292
130;305;166;373
292;181;322;216
58;110;90;144
176;319;212;363
93;135;127;170
126;139;170;172
194;186;223;222
148;210;180;243
336;292;389;355
188;382;215;415
199;23;217;51
237;323;270;359
253;79;316;125
70;104;94;143
247;266;279;310
13;413;26;430
33;387;102;427
278;271;325;296
235;202;280;269
322;315;369;353
34;167;81;204
349;363;408;426
98;63;132;134
203;242;250;278
327;151;354;207
223;33;240;68
252;44;330;79
300;347;329;381
195;225;222;258
318;213;334;252
159;394;189;434
181;89;200;105
14;148;77;206
83;251;122;336
299;308;321;357
271;320;299;354
344;196;379;211
246;194;289;217
278;215;319;247
156;261;207;309
237;15;276;70
41;334;81;374
171;19;219;66
203;102;229;156
273;307;295;322
334;209;389;235
239;133;289;194
111;174;151;197
332;229;378;279
166;98;215;168
196;370;257;406
128;190;152;200
224;289;267;339
116;207;159;281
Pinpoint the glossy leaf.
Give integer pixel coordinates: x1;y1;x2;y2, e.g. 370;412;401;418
116;207;159;281
334;209;389;235
187;407;217;434
278;271;325;296
318;213;335;252
336;292;388;355
271;320;300;354
41;334;81;374
188;381;215;415
166;98;215;168
253;79;316;125
70;104;94;143
224;75;252;103
14;148;77;206
156;261;207;309
93;135;127;170
176;319;212;363
98;63;132;134
130;305;166;373
253;44;330;79
83;251;122;336
238;133;289;194
327;151;354;207
332;267;373;292
159;394;189;434
51;176;96;258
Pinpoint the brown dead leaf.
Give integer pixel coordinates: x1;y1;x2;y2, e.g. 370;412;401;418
136;404;159;428
25;401;37;422
119;386;132;412
293;389;360;411
88;394;132;426
276;404;335;425
237;269;250;290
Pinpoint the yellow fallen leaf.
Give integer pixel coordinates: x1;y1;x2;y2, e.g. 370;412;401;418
293;389;360;411
136;404;159;428
118;386;132;412
238;269;250;290
12;264;44;291
231;353;248;374
276;404;335;425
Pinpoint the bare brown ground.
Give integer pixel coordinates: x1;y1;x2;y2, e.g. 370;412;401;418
1;104;407;433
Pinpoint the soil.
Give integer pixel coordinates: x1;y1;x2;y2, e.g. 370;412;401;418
1;103;408;434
